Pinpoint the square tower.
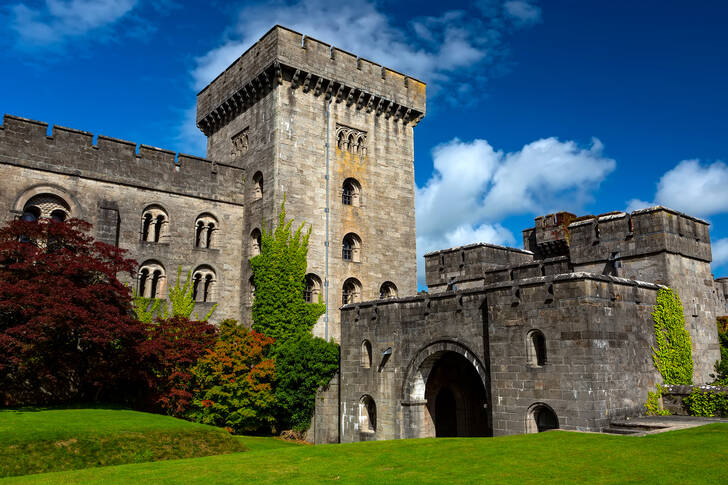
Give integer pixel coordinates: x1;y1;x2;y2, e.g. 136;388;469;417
196;25;426;341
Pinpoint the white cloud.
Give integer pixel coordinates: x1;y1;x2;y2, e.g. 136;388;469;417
712;238;728;269
503;1;542;27
624;159;728;218
654;159;728;217
190;0;537;92
415;136;615;286
10;0;138;47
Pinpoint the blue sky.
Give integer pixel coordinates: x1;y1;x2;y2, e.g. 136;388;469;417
2;0;727;284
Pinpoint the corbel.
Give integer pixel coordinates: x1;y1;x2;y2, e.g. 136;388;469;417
291;69;301;89
356;91;367;110
313;77;323;96
324;80;334;100
302;73;312;93
376;98;386;116
402;108;412;125
335;84;345;103
346;89;356;107
366;95;376;112
272;61;282;85
385;101;396;119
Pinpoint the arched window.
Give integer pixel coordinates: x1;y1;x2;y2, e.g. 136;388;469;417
141;205;168;243
138;261;166;299
359;395;376;432
361;340;372;368
194;214;218;249
250;228;262;257
526;403;559;433
342;233;361;262
252;171;263;200
357;136;366;156
379;281;397;299
304;273;322;303
342;178;361;207
526;329;547;367
337;131;346;150
192;266;217;303
347;134;354;153
342;277;362;305
248;275;256;304
23;194;70;222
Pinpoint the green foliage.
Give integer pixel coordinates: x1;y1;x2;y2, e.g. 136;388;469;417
684;388;728;417
132;267;216;323
189;320;277;434
273;334;340;431
712;317;728;385
644;384;670;416
651;288;693;385
250;199;325;342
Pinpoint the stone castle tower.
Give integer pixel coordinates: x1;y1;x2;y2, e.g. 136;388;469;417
196;26;427;340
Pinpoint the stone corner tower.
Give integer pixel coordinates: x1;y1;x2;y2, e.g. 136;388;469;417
195;25;426;342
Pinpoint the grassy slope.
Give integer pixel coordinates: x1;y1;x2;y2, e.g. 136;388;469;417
0;409;246;478
5;424;727;485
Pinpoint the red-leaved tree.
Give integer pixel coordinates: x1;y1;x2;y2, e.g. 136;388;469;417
0;218;144;406
138;316;218;416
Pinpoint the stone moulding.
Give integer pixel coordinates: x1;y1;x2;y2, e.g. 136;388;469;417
196;61;426;137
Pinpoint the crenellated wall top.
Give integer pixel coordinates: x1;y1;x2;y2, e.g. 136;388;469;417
0;114;244;204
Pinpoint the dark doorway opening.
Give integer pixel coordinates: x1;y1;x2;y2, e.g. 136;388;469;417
435;388;457;437
425;351;489;437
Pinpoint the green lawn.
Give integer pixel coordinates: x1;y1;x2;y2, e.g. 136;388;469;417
0;408;246;478
3;423;726;484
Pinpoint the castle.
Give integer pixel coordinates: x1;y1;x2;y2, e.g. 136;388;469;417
1;25;725;443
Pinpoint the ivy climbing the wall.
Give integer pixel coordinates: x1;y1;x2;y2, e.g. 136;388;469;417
651;288;693;385
250;199;339;432
713;316;728;385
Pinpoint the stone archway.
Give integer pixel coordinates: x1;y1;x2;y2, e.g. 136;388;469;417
401;340;491;438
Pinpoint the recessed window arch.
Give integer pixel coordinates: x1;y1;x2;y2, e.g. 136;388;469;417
526;403;559;433
22;194;71;222
342;233;361;262
250;228;262;257
138;261;166;299
526;329;547;367
252;171;263;200
359;395;376;433
361;340;372;368
194;213;219;249
342;178;361;207
248;275;256;304
304;273;322;303
192;265;217;303
379;281;398;299
141;205;168;243
342;277;362;305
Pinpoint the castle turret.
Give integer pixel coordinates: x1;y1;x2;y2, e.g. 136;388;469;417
197;26;425;341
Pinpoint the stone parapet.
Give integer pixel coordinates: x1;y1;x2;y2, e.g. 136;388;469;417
0;115;244;204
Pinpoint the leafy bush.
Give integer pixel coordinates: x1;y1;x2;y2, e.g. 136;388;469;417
684;388;728;417
644;384;670;416
138;316;218;416
273;334;339;431
134;267;216;323
189;320;276;434
712;317;728;385
651;288;693;385
250;199;325;342
0;218;145;406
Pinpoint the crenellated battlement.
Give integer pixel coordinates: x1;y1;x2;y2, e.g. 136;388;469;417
424;242;534;292
196;25;427;135
0;114;244;204
567;206;711;264
342;272;662;326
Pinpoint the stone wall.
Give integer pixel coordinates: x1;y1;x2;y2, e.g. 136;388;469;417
339;273;663;440
0;115;245;323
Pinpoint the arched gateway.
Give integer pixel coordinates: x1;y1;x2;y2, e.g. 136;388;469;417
402;340;491;438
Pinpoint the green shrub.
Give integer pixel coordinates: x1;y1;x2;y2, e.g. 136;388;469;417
645;384;670;416
651;288;693;385
684;388;728;417
273;334;339;432
712;317;728;385
189;320;276;434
